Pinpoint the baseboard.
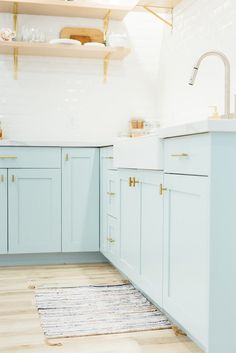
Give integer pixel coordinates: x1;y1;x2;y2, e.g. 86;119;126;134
0;252;107;267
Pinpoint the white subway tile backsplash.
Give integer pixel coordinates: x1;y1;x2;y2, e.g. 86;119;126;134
158;0;236;125
0;12;163;141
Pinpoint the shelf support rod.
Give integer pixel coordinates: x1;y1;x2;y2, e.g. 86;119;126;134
13;48;18;80
142;5;173;28
103;10;111;44
13;3;19;79
13;2;18;33
104;52;111;83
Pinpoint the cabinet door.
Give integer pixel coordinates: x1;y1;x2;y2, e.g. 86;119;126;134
119;170;141;281
62;148;99;252
163;174;208;347
100;147;113;254
0;169;7;254
140;171;163;306
8;169;61;254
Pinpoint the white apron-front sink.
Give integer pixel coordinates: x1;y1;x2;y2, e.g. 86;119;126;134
113;133;163;170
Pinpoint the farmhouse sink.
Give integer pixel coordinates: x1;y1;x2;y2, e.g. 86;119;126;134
113;133;163;170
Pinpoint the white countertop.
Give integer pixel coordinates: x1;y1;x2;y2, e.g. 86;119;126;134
0;140;113;147
159;119;236;138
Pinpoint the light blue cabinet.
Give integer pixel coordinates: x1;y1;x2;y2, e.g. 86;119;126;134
62;148;99;252
118;169;164;301
0;169;7;254
8;169;61;254
100;147;114;255
163;173;208;348
139;171;163;305
119;170;141;281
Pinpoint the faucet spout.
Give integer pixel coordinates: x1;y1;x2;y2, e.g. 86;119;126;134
189;51;231;119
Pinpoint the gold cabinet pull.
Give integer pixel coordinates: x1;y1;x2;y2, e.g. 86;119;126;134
171;153;189;157
129;177;139;187
1;175;4;182
132;177;139;187
104;156;113;160
0;156;17;159
128;177;133;187
107;237;115;243
107;192;116;196
160;184;167;195
65;153;69;161
12;175;15;182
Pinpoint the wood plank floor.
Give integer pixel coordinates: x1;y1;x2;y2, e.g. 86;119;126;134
0;263;203;353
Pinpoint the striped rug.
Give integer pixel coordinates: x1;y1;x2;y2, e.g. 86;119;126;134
35;284;172;338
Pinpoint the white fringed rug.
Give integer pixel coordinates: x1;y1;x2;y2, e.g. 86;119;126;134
35;284;172;338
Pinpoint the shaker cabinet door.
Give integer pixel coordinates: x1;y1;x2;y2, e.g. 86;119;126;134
8;169;61;254
140;171;164;306
119;170;141;281
62;148;99;252
0;169;7;254
163;174;209;348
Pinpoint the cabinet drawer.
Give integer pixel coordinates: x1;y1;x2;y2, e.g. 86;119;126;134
164;134;210;176
107;215;118;259
107;170;118;218
100;146;114;170
0;147;61;169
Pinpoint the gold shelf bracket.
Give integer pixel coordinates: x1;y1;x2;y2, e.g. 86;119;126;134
103;10;111;44
13;48;18;80
104;52;111;83
142;5;173;28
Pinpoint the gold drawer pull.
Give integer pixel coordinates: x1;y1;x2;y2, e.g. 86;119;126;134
160;184;167;195
107;192;116;196
129;177;139;187
65;153;69;161
1;175;4;182
0;156;17;159
12;175;15;182
105;156;113;160
171;153;189;157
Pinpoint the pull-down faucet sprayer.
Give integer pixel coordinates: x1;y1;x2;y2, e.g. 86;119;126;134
189;51;231;119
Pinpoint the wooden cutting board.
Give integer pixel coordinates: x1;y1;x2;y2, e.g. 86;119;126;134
60;27;104;44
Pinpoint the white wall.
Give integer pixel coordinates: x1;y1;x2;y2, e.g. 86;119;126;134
157;0;236;126
0;11;163;141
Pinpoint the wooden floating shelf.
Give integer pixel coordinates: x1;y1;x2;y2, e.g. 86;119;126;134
0;0;136;20
0;41;131;60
